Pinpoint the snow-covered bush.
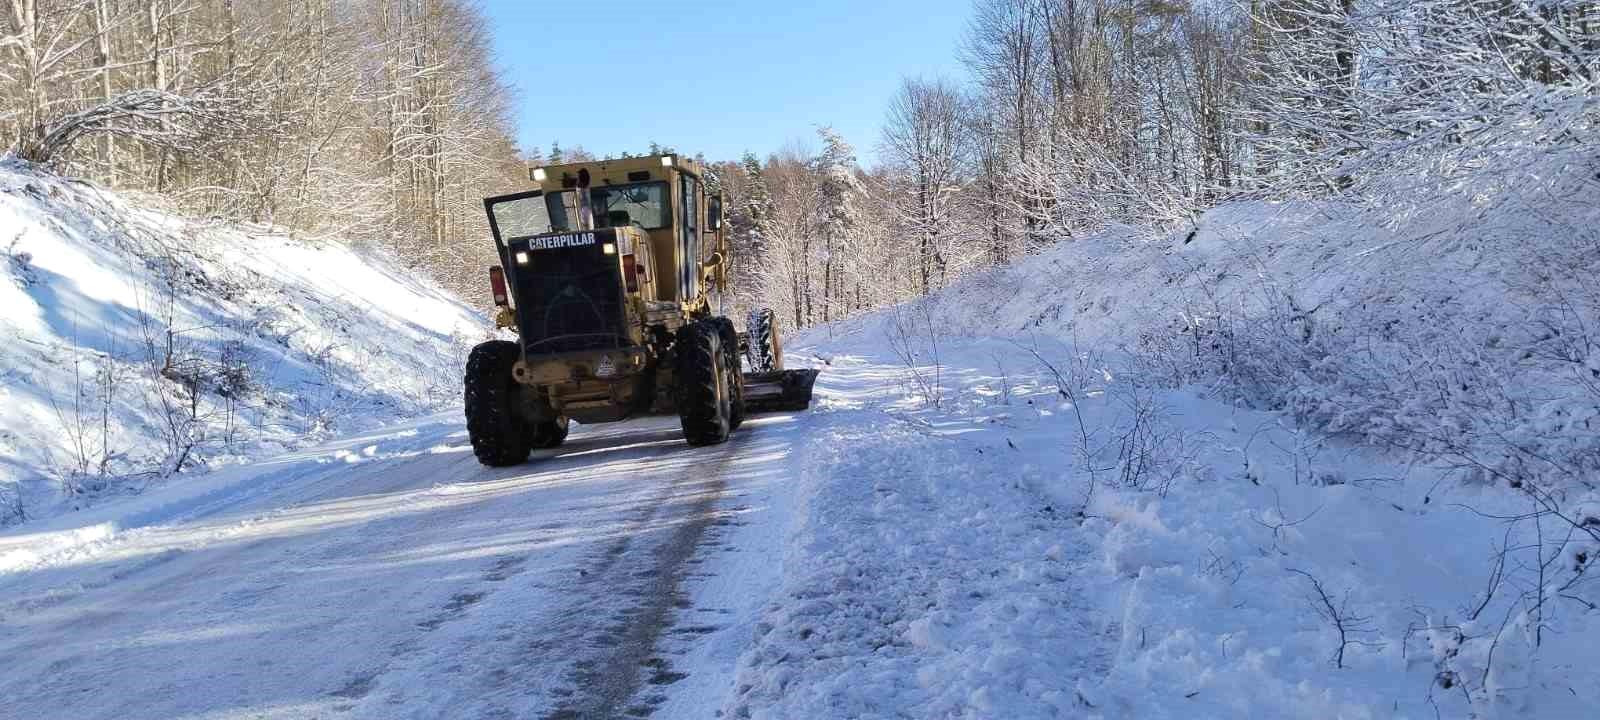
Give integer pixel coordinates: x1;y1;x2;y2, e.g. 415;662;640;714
884;300;945;408
1191;179;1600;498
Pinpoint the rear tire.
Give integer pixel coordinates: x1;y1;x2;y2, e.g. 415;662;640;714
677;321;732;446
746;308;783;373
531;415;569;449
464;340;532;467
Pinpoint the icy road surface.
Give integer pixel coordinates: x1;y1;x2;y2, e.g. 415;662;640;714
0;413;801;719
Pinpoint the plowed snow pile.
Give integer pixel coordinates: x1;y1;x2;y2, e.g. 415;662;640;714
0;161;486;537
729;191;1600;718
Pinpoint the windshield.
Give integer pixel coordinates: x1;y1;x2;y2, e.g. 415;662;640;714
489;181;669;240
546;182;669;232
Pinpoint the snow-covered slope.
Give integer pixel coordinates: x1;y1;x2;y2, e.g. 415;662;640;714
0;161;487;529
920;193;1600;492
726;194;1600;718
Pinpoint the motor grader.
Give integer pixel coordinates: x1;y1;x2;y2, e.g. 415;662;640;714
464;153;817;466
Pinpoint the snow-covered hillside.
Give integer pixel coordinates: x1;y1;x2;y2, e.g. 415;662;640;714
724;195;1600;719
919;191;1600;493
0;161;487;528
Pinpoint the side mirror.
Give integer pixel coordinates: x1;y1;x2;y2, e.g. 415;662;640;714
708;196;723;231
701;251;726;289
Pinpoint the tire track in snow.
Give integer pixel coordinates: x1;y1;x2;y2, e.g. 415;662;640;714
310;423;699;713
536;429;745;720
358;423;753;720
0;419;706;720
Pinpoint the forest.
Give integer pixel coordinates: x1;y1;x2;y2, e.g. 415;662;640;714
717;0;1597;329
2;0;525;296
5;0;1597;324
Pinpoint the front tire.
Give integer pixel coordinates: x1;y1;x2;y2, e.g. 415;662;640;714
677;321;732;446
464;340;532;467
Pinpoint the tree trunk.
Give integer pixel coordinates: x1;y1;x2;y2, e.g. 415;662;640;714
147;0;171;191
93;0;116;182
9;0;42;155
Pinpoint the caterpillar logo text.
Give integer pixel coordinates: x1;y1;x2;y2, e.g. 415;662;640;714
526;233;597;250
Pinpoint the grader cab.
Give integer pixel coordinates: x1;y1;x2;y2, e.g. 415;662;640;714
464;153;817;466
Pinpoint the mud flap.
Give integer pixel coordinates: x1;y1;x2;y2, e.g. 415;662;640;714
742;368;820;412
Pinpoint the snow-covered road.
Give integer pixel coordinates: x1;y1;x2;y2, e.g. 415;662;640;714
11;328;1592;720
0;412;800;720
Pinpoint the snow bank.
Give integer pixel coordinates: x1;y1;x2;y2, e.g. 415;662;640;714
915;190;1600;494
0;161;487;534
728;186;1600;717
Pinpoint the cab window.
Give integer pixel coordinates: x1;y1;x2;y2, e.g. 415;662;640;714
679;175;700;298
541;182;669;231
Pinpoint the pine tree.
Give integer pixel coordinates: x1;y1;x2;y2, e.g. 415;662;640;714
740;151;774;257
812;127;862;323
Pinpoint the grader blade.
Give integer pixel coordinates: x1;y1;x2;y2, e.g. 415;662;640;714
743;368;819;412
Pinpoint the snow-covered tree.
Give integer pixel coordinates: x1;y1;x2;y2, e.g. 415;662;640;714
0;0;527;303
1241;0;1600;212
740;152;774;252
881;77;969;294
811;127;864;322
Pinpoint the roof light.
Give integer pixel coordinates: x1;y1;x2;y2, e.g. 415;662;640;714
532;167;547;181
660;156;674;167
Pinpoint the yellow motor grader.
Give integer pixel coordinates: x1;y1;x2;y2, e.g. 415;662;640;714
465;153;817;466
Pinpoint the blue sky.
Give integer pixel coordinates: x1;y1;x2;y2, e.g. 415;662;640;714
480;0;973;166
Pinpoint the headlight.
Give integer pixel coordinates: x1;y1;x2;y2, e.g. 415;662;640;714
516;251;529;265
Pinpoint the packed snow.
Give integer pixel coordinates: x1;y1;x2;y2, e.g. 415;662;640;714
0;412;805;720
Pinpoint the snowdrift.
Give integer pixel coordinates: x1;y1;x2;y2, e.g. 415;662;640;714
0;160;487;529
730;188;1600;718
